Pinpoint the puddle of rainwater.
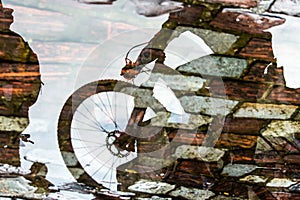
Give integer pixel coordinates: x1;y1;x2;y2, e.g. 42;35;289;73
4;0;168;194
2;0;300;199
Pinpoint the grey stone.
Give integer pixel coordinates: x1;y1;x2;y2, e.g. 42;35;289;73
221;164;257;177
128;180;175;194
261;120;300;143
251;0;275;14
176;27;238;54
142;73;205;92
179;96;239;116
290;182;300;192
239;175;268;184
0;176;45;199
211;195;248;200
266;178;297;188
170;186;215;200
0;163;30;175
174;145;225;162
151;112;212;129
0;116;29;132
61;151;78;167
255;136;273;151
177;55;248;78
69;168;85;180
233;103;298;119
269;0;300;16
137;196;172;200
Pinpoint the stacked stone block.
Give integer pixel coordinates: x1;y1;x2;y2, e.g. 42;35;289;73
121;1;300;199
0;0;41;166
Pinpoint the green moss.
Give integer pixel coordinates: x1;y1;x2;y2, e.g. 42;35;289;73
162;21;178;30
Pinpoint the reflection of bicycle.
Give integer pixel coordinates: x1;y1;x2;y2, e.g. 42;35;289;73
57;28;227;191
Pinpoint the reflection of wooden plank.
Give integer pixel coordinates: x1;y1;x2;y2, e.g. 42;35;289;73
6;0;163;44
0;63;40;82
30;41;96;64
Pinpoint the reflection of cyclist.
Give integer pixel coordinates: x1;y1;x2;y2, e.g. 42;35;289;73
120;28;177;79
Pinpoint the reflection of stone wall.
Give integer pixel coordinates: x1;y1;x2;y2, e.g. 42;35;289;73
0;1;41;166
120;1;300;199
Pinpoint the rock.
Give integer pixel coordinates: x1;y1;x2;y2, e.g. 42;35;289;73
239;175;268;184
0;176;45;199
24;162;54;193
174;145;225;162
170;186;215;200
269;0;300;17
128;179;175;194
178;55;248;78
266;178;297;188
221;164;257;177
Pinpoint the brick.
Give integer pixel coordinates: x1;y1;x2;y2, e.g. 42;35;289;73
169;130;258;149
168;130;206;145
267;192;300;200
0;33;38;63
223;117;268;134
267;86;300;105
233;103;297;119
252;163;296;179
0;63;40;82
239;38;275;61
210;10;285;35
209;79;270;101
254;150;282;164
175;160;221;177
243;62;285;85
0;147;20;166
226;149;256;163
201;0;258;8
166;171;213;188
168;5;210;26
216;133;257;149
212;181;249;198
0;131;19;147
284;154;300;165
0;81;41;101
0;7;13;30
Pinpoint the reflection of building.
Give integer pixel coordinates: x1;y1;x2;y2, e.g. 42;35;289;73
116;1;300;199
56;0;300;199
0;0;41;166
